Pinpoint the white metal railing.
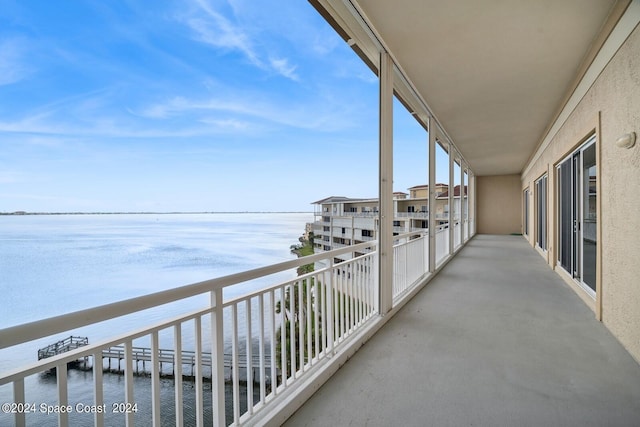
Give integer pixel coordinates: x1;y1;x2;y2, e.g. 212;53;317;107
392;232;428;300
435;224;450;266
395;212;428;219
341;212;377;218
0;229;448;427
0;242;380;427
454;221;461;250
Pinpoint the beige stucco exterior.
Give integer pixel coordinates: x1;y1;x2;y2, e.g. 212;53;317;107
476;174;521;235
521;23;640;363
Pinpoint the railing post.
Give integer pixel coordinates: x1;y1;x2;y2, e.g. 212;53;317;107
124;341;135;427
460;159;465;247
428;117;436;272
378;50;394;315
210;289;225;427
13;379;25;427
449;144;455;256
327;260;335;354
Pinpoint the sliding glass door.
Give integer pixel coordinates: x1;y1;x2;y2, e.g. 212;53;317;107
557;136;597;296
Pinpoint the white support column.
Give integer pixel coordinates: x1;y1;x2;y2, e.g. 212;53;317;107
378;50;393;315
428;118;436;272
464;165;470;241
460;158;464;247
448;144;454;255
471;173;476;236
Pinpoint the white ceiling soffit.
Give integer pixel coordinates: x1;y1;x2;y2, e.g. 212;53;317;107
311;0;629;176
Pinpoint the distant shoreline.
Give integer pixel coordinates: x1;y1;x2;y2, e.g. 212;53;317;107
0;211;313;216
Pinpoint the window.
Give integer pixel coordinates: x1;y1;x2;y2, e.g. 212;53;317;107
535;175;547;251
362;229;373;237
407;206;415;213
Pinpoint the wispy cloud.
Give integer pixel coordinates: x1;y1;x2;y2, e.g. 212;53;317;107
269;57;298;81
180;0;299;80
135;92;359;133
0;38;32;86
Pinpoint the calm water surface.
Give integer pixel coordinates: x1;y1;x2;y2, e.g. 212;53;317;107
0;213;312;426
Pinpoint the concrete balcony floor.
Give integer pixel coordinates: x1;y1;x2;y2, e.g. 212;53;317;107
285;235;640;426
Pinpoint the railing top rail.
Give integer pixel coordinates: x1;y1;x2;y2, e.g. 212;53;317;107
0;240;376;350
223;249;377;307
0;306;212;384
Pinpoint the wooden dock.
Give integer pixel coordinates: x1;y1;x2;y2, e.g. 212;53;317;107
37;336;89;360
38;337;276;382
102;345;276;382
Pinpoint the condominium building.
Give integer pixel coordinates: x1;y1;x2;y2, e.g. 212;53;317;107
312;184;468;266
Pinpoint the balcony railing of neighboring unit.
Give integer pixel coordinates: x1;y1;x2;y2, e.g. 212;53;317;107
341;212;378;217
395;212;428;219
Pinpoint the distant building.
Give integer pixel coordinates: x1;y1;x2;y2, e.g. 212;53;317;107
311;184;467;266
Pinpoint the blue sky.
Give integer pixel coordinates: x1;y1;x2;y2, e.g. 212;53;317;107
0;0;440;213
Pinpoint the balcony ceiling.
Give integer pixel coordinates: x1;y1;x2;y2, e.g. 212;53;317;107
317;0;627;175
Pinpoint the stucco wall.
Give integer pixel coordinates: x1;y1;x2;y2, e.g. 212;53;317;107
521;23;640;363
477;174;521;234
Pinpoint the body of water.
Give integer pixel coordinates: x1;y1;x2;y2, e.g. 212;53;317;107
0;212;312;426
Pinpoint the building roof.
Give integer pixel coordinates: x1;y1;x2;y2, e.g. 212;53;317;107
437;185;468;198
408;184;448;190
311;196;351;204
311;196;377;204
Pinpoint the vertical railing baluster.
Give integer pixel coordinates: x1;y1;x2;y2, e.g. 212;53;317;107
246;298;254;415
328;266;340;353
57;363;69;427
289;283;297;378
306;276;312;367
320;271;327;356
298;279;304;372
231;304;240;423
124;341;135;427
93;350;104;427
349;262;355;333
258;293;266;404
353;260;362;325
269;290;277;396
194;317;204;427
13;378;25;427
279;286;287;386
151;331;160;426
314;274;320;361
339;266;345;340
174;324;184;427
210;289;225;427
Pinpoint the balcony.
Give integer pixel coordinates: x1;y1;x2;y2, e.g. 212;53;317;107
3;233;639;426
285;235;640;426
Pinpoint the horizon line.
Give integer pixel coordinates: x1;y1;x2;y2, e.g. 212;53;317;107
0;211;314;216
